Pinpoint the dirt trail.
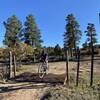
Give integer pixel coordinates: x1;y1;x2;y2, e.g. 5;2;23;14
1;88;41;100
0;62;72;100
0;61;99;100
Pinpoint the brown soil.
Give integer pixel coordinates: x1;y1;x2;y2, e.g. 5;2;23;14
0;61;100;100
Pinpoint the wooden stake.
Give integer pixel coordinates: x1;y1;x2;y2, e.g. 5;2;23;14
9;51;13;79
76;48;80;86
90;34;94;86
64;50;69;85
13;55;16;77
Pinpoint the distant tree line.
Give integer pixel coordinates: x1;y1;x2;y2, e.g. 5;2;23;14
44;44;65;61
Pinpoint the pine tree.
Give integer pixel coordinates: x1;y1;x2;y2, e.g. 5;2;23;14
82;42;88;50
54;44;62;59
85;23;97;51
3;15;22;47
22;14;43;48
3;15;22;78
85;23;97;86
64;14;82;58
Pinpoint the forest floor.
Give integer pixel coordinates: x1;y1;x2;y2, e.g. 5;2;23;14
0;61;100;100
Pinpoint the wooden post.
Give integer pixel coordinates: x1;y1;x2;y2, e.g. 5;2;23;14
64;49;69;85
76;47;80;86
9;51;13;79
33;54;36;63
13;55;16;77
5;65;8;82
90;34;94;86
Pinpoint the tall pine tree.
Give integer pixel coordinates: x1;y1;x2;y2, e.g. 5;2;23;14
22;14;43;48
3;15;22;78
54;44;62;58
85;23;97;86
64;14;82;57
85;23;97;51
3;15;22;47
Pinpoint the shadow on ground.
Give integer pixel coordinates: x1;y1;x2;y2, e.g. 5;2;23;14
0;72;65;93
13;72;65;84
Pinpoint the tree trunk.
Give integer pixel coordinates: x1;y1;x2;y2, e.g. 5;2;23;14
13;55;16;77
74;42;77;59
64;50;69;85
33;54;36;63
69;48;73;58
59;55;61;61
9;51;13;79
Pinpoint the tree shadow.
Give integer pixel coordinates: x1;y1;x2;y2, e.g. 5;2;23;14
0;82;50;93
13;72;65;84
0;72;65;93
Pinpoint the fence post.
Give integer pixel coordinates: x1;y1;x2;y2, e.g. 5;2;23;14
13;55;16;77
90;34;94;86
64;49;69;85
76;47;80;86
9;51;13;79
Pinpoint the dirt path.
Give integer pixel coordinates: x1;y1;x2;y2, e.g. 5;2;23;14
1;88;41;100
0;82;62;100
0;61;99;100
0;62;74;100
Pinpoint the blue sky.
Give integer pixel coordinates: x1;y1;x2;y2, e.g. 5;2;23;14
0;0;100;47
